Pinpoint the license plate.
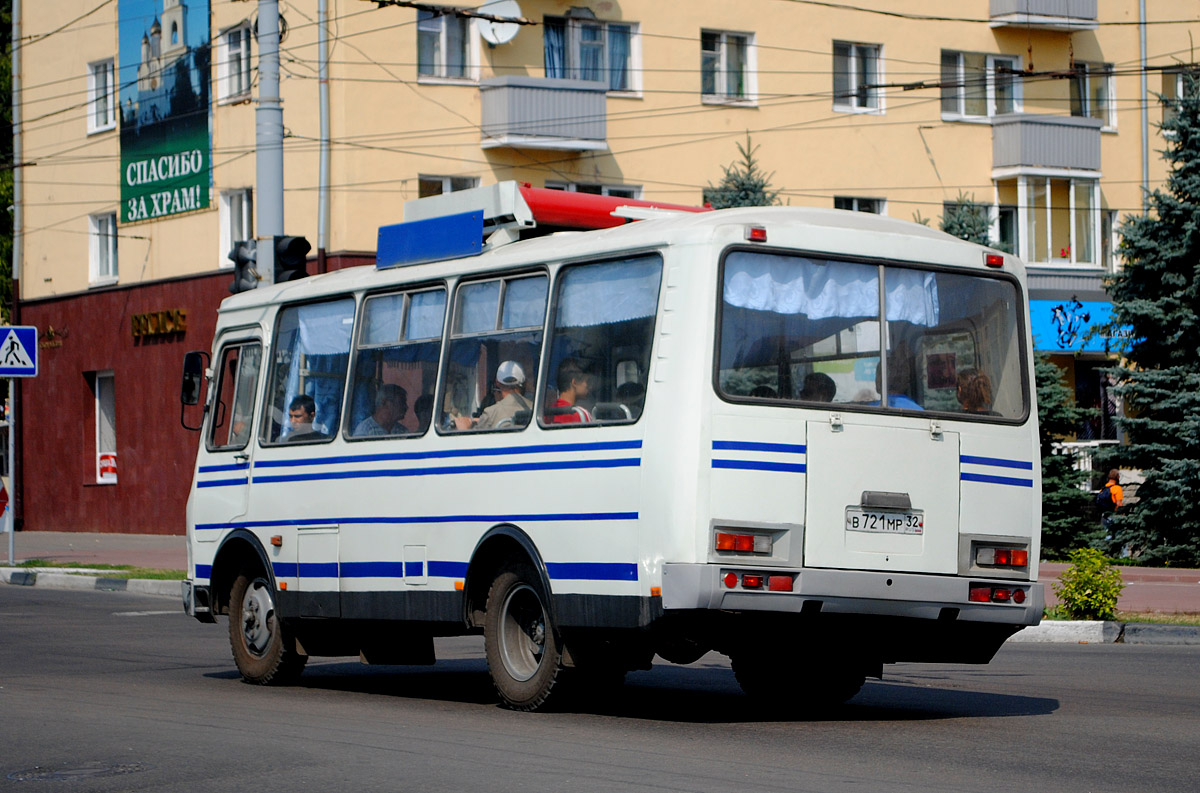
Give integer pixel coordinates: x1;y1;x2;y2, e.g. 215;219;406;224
845;508;924;535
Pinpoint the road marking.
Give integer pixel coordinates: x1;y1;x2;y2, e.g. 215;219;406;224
112;610;179;617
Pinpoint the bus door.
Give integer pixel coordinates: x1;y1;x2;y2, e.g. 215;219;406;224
804;417;960;574
193;335;263;541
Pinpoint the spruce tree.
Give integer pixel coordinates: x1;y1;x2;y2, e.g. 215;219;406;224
939;192;991;247
703;135;781;209
1103;72;1200;565
1035;354;1099;557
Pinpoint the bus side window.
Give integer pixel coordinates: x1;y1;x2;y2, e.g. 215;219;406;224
541;255;663;427
347;287;446;439
261;298;356;444
208;342;261;450
440;274;547;433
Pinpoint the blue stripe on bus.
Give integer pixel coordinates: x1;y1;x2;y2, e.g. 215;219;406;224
194;511;639;532
198;462;250;473
960;455;1034;470
712;459;807;474
197;477;250;489
252;439;643;469
251;457;640;484
196;564;212;578
961;472;1034;488
547;562;638;581
712;440;806;455
265;560;635;582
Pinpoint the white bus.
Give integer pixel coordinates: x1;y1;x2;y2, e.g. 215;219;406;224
181;182;1043;711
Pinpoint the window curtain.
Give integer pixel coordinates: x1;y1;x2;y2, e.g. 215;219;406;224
407;289;447;340
501;276;548;329
544;19;566;78
608;25;630;90
723;252;939;326
557;256;662;327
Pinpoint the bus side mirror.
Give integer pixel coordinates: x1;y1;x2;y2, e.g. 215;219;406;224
180;351;209;431
181;351;206;405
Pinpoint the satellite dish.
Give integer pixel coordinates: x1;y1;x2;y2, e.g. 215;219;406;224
476;0;522;46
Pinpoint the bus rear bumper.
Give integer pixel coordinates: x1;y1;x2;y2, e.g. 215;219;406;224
661;563;1044;626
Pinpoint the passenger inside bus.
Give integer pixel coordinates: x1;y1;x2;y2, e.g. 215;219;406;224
454;361;533;430
798;372;835;402
956;368;996;415
548;358;592;423
286;394;327;441
353;384;408;436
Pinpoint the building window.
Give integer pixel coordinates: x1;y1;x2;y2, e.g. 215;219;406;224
545;182;641;199
219;189;253;268
833;41;882;112
95;371;117;483
218;23;252;102
1070;62;1114;127
544;14;637;92
940;51;1020;119
1012;176;1099;265
418;175;479;197
87;59;116;133
418;9;471;80
90;213;118;284
997;205;1018;255
834;196;884;214
1161;69;1197;129
700;30;752;102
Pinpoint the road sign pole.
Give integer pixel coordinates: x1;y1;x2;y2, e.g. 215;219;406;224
6;377;12;565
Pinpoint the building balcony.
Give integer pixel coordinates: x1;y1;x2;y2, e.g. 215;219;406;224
992;113;1102;176
989;0;1098;31
479;76;608;152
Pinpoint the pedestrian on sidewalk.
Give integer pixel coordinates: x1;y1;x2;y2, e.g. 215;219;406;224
1098;468;1123;538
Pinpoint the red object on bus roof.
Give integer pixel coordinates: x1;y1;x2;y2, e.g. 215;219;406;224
517;183;710;230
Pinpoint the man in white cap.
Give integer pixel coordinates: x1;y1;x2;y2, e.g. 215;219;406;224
454;360;532;430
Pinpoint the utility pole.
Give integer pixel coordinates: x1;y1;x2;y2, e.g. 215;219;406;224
257;0;285;285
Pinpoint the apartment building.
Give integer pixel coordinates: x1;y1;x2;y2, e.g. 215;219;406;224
13;0;1198;532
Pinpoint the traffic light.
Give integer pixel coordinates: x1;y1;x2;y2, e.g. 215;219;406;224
274;235;312;283
228;240;258;294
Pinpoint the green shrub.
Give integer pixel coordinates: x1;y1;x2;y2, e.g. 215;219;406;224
1052;548;1125;620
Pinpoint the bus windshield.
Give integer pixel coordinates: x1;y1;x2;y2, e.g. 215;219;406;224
717;250;1027;419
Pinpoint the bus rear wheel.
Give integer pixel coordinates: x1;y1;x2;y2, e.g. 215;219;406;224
484;564;563;711
228;570;307;685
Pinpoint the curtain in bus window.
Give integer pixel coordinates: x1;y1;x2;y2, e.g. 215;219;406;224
723;252;939;326
456;281;500;334
502;276;548;328
557;257;661;326
363;293;404;344
407;290;447;340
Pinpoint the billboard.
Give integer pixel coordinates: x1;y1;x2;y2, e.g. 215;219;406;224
118;0;211;224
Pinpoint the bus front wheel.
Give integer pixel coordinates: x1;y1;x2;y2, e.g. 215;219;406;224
484;564;563;711
228;570;307;685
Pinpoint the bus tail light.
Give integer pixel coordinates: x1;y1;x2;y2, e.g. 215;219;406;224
985;253;1004;268
970;584;1028;604
745;226;768;242
723;572;739;588
976;546;1029;568
768;575;793;592
715;532;772;554
742;574;764;589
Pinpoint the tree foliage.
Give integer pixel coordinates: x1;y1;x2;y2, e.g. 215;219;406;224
1102;72;1200;565
1035;354;1100;557
938;192;991;247
703;135;781;209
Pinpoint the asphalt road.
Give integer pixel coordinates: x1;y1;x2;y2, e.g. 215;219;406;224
2;586;1198;793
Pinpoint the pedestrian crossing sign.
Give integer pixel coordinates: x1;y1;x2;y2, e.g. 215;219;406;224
0;327;38;378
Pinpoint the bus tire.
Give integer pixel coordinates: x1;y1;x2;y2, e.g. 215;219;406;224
484;564;563;711
731;653;864;712
228;570;307;685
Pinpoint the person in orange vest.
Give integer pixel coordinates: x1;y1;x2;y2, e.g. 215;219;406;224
1098;469;1123;536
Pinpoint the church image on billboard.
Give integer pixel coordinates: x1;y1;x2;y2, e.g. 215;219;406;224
118;0;212;224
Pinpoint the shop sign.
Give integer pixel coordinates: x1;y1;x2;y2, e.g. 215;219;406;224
132;309;187;338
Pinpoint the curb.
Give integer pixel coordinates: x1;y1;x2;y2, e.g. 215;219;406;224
1008;620;1200;645
1;568;182;598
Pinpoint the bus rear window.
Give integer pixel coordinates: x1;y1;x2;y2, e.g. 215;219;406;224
717;251;1027;420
